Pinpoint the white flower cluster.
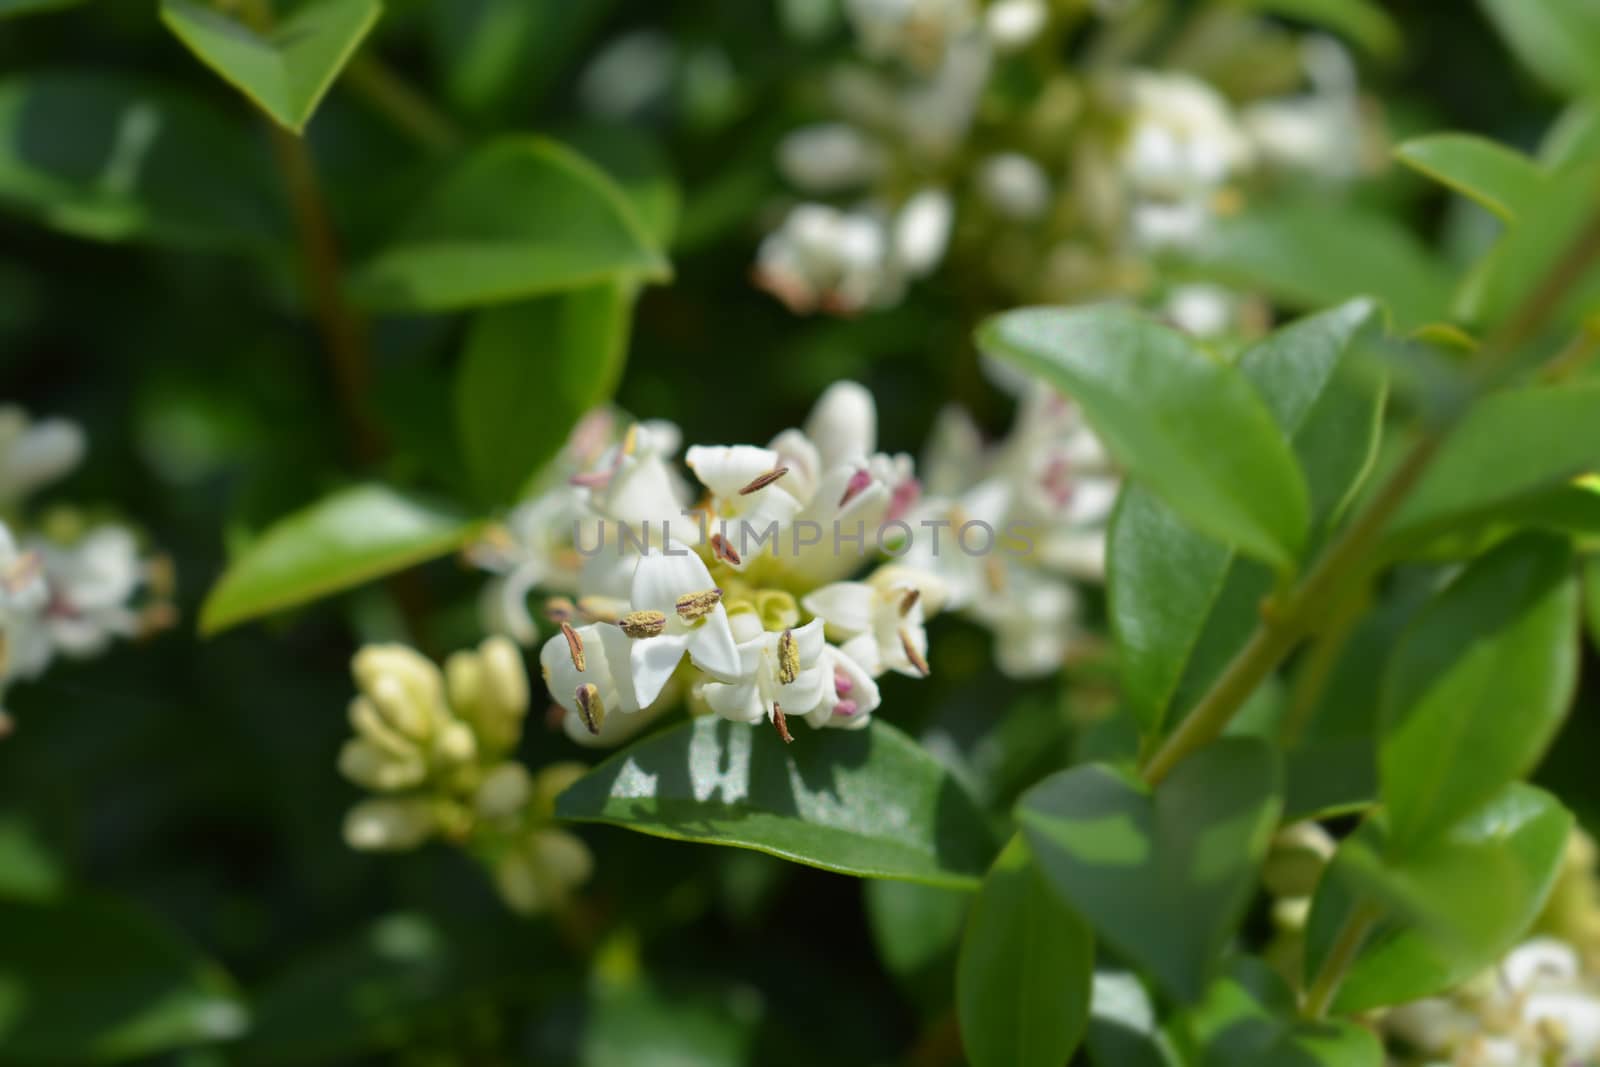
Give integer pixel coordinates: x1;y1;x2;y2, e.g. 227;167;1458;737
338;636;594;916
757;0;1371;320
0;406;172;732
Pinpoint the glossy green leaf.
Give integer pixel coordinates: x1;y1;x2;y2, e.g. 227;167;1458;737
980;305;1309;569
1391;479;1600;561
456;282;631;506
1462;161;1600;329
0;72;282;249
1018;738;1282;1001
200;484;479;635
349;137;670;312
1480;0;1600;98
1304;783;1571;1013
1109;301;1382;735
1229;0;1398;58
556;717;995;889
0;891;247;1060
1387;383;1600;546
1182;201;1453;329
1189;958;1382;1067
1541;97;1600;167
161;0;381;134
957;836;1093;1067
1394;134;1544;221
1379;534;1579;848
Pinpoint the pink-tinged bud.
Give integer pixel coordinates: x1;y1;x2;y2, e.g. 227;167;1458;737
838;468;873;508
833;700;859;718
886;478;922;522
833;669;854;697
1041;456;1075;507
570;470;613;489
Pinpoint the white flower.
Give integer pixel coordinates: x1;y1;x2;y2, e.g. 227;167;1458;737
1118;72;1254;198
977;152;1052;221
577;30;676;118
811;642;880;729
474;490;586;645
1243;37;1364;181
702;615;830;733
579;421;689;528
30;525;145;659
845;0;975;71
803;565;941;678
754;203;896;315
0;406;84;505
894;188;954;276
984;0;1047;51
1163;284;1238;339
777;123;886;192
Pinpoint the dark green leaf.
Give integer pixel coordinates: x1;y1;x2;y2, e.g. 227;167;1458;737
980;305;1309;569
161;0;381;134
200;484;479;635
455;282;631;506
0;891;246;1061
556;717;995;889
0;0;87;15
1189;957;1383;1067
430;0;617;121
1480;0;1600;98
0;72;282;249
1462;161;1600;330
1227;0;1399;58
1303;783;1571;1013
957;836;1093;1067
1018;738;1282;1001
1394;134;1544;221
1379;534;1578;847
1181;201;1453;329
348;137;670;312
1387;383;1600;546
864;879;968;1013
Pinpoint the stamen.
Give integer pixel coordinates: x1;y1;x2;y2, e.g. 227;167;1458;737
543;596;576;624
899;588;920;617
619;609;667;638
838;468;873;508
899;628;931;677
738;466;789;495
560;622;586;672
886;478;922;522
575;683;605;735
777;629;800;684
577;597;621;624
833;699;858;718
833;668;853;697
621;423;640;456
675;588;724;622
772;702;794;744
710;532;742;566
985;555;1007;594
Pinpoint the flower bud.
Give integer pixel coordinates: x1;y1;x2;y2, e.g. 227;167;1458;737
493;828;595;915
1262;821;1335;899
475;762;533;819
343;797;437;851
338;738;427;792
352;645;448;740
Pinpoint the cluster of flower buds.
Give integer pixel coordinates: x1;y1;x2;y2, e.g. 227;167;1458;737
0;406;174;733
338;636;593;916
758;0;1375;324
472;382;962;747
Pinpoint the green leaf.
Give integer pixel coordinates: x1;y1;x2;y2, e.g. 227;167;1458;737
1189;958;1382;1067
1480;0;1600;98
864;879;968;1013
1379;533;1579;848
0;72;282;250
1303;783;1571;1013
1226;0;1399;58
1387;382;1600;546
1586;556;1600;654
161;0;381;134
1541;97;1600;167
430;0;616;121
1466;161;1600;330
200;483;479;635
957;836;1093;1067
555;717;995;889
1086;972;1182;1067
0;891;247;1061
1394;133;1545;222
0;0;86;15
1108;301;1383;735
0;816;63;901
980;305;1309;569
1018;738;1282;1001
1181;200;1453;330
349;137;670;312
456;282;631;506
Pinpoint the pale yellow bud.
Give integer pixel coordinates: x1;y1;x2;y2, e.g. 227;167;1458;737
343;797;437;851
478;636;528;716
352;644;449;735
338;738;427;792
493;829;594;915
445;650;483;719
434;721;478;766
475;762;533;819
348;696;418;758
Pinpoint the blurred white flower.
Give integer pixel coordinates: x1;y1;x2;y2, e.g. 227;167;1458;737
984;0;1048;52
845;0;976;71
755;203;894;314
977;152;1052;221
1243;37;1365;180
894;188;955;276
0;406;84;506
1118;72;1254;198
577;30;676;118
1163;284;1239;339
777;123;886;193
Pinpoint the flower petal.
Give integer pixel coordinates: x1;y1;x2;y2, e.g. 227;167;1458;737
686;445;783;499
626;630;689;708
802;582;875;636
804;381;876;468
685;607;741;680
704;678;766;723
630;545;717;614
